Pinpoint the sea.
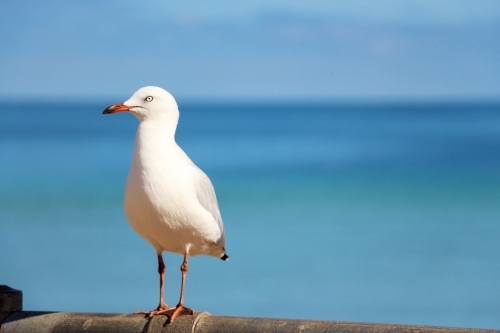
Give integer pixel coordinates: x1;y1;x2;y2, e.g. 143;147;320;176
0;100;499;329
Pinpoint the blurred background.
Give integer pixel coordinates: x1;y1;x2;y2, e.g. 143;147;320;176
1;0;500;329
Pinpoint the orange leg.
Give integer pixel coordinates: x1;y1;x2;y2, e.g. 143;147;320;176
160;251;193;321
156;254;167;310
135;254;175;316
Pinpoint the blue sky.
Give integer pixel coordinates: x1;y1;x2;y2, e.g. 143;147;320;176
1;0;499;100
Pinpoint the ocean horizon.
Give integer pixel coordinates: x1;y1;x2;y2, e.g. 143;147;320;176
1;100;499;329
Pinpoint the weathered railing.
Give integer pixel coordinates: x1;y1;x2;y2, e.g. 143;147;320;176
1;285;498;333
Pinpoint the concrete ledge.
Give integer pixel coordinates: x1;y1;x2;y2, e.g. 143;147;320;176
197;316;500;333
0;311;208;333
1;311;499;333
1;287;498;333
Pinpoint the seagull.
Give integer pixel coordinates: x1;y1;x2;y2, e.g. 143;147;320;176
103;86;228;321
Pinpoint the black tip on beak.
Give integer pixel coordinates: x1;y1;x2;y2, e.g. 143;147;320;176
102;105;114;114
102;103;131;115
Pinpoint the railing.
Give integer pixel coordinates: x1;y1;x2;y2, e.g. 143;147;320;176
1;285;498;333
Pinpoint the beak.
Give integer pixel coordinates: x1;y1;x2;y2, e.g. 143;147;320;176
102;103;133;114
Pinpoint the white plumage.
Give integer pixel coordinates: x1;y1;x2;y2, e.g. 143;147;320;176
103;86;227;320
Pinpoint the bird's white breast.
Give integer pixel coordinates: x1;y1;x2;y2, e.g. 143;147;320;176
124;121;223;256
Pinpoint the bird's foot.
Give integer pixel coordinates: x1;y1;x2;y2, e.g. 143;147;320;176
134;305;174;318
158;305;193;321
134;304;193;321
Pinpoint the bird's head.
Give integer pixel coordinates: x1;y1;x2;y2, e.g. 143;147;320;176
103;86;179;123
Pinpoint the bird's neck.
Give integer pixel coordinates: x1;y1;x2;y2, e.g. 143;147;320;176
139;116;177;140
133;119;178;165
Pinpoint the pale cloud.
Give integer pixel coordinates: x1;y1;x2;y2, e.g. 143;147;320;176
125;0;500;25
0;0;499;99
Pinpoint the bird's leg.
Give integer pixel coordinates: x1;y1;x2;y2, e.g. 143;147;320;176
178;251;190;308
135;253;173;317
161;251;194;321
157;254;168;310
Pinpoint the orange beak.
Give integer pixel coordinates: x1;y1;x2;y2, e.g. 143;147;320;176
102;103;133;114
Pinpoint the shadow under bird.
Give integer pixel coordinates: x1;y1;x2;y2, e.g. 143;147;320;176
103;86;228;321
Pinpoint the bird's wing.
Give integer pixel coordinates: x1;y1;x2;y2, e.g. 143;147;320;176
193;167;225;236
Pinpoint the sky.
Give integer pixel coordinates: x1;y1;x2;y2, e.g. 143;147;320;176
0;0;499;100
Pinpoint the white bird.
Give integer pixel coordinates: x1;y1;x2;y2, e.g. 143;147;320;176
103;86;228;321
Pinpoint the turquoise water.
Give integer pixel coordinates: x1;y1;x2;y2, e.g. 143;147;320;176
1;101;500;328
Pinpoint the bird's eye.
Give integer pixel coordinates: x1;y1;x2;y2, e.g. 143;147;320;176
145;96;153;102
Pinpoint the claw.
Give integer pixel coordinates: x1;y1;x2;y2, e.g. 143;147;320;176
134;305;193;321
159;305;194;321
134;304;173;318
